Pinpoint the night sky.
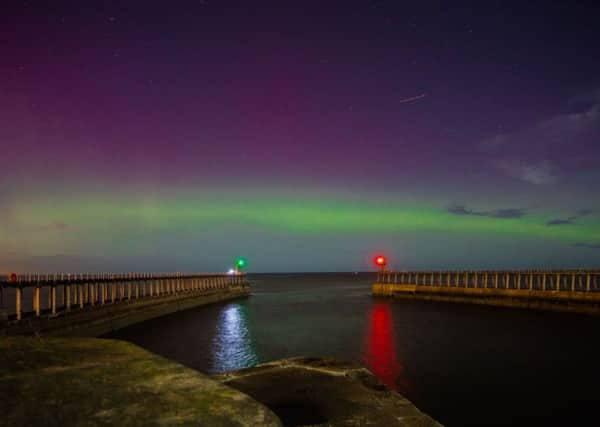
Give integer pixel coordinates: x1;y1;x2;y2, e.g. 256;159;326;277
2;1;599;272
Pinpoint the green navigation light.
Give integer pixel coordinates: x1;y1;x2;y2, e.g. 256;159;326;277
235;258;247;269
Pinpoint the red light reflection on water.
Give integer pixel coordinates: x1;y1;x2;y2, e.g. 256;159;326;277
363;303;409;392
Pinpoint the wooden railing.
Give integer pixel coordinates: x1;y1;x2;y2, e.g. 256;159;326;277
0;272;248;322
376;270;600;292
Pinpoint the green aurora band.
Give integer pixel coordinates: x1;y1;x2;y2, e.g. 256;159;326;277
3;194;599;256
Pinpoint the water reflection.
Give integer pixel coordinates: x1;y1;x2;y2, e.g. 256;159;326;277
363;302;409;393
211;302;258;372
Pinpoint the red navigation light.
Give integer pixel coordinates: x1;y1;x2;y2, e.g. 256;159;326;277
374;255;387;267
9;273;17;282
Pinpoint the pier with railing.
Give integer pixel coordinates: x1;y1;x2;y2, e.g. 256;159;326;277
373;270;600;314
0;272;249;335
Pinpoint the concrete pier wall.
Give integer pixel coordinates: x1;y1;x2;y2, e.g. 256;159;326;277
373;282;600;315
2;285;250;337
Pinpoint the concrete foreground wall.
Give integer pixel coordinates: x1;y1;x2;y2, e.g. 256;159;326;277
215;357;441;427
373;283;600;315
0;337;282;427
0;338;442;427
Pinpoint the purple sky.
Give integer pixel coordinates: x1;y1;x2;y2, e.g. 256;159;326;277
1;1;599;272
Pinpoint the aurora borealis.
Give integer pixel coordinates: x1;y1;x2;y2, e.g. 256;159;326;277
2;1;600;272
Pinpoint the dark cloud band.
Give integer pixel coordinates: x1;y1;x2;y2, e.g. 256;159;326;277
447;205;525;219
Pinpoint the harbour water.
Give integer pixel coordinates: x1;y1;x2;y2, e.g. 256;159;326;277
107;273;600;426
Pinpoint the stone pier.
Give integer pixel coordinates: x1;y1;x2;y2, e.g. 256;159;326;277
373;269;600;315
0;272;250;336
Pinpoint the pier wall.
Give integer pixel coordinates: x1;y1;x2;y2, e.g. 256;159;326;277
1;273;250;336
373;270;600;315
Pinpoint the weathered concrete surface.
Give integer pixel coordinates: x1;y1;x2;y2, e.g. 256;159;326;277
2;286;250;337
0;337;282;427
214;357;442;427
